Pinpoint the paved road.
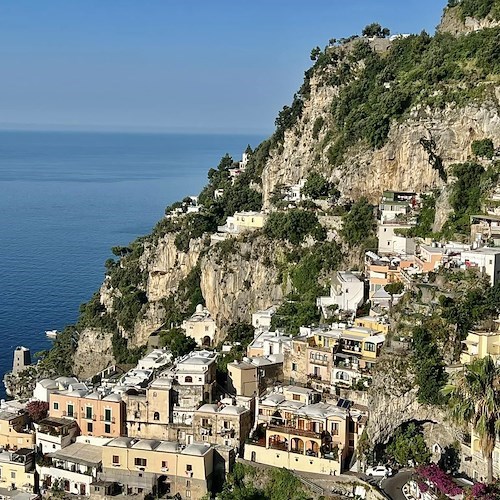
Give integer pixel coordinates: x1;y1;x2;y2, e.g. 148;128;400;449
380;470;414;500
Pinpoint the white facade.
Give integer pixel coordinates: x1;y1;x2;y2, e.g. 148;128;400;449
377;223;415;255
181;305;217;347
135;349;172;371
247;331;293;357
317;271;364;316
251;306;276;332
461;248;500;286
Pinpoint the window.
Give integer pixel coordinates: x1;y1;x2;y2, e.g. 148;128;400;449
364;342;375;352
201;418;209;427
53;402;59;410
104;424;111;434
67;404;74;417
205;326;209;332
153;412;160;421
161;460;168;468
186;491;191;498
134;458;147;467
186;480;191;488
223;421;230;429
292;363;297;372
10;472;15;479
104;409;112;422
185;376;193;383
331;422;339;435
112;455;120;464
293;394;301;401
186;464;192;471
86;407;93;419
87;422;93;433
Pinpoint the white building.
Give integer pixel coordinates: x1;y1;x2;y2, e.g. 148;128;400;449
247;331;293;358
461;247;500;286
34;417;79;454
316;272;365;317
135;349;172;371
284;180;306;203
252;306;277;332
181;305;217;347
377;223;415;255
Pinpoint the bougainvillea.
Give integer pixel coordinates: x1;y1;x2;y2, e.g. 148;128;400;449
417;464;463;497
468;481;500;500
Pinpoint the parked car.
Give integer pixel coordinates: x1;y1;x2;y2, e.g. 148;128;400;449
365;465;393;477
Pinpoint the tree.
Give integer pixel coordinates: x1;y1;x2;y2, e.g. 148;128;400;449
310;46;321;61
472;139;495;159
362;23;390;38
159;327;197;359
384;282;405;296
386;422;431;467
341;198;376;247
303;172;330;199
26;400;49;423
442;356;500;483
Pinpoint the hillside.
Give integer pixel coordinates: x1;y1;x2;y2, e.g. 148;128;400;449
33;0;500;386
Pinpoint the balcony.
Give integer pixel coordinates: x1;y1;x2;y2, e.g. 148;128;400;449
268;425;322;440
82;413;96;421
100;416;116;424
269;441;288;451
309;357;329;366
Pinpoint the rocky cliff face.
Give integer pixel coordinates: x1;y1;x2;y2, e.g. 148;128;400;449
262;77;500;206
439;5;500;35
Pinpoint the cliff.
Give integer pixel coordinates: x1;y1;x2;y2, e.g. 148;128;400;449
38;1;500;387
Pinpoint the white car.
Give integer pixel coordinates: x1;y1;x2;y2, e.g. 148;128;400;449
365;465;393;477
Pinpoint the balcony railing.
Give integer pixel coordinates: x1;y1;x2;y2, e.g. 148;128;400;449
269;441;288;451
100;416;116;423
268;425;322;440
309;357;329;366
82;413;96;421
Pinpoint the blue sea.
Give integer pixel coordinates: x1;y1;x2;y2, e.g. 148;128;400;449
0;130;265;397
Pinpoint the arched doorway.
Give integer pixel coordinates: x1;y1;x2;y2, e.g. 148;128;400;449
203;335;211;346
269;434;288;451
290;437;304;454
306;441;319;457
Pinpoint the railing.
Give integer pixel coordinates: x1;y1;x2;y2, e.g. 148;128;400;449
100;416;116;423
269;441;288;451
82;413;96;421
309;357;329;366
268;425;322;440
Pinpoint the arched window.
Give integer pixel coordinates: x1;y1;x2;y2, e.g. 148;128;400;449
185;376;193;383
153;412;160;421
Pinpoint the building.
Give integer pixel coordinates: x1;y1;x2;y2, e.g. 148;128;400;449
247;331;293;358
367;256;413;298
0;411;35;450
316;272;365;317
217;211;267;235
461;247;500;286
181;305;217;347
34;417;79;454
379;191;416;223
354;316;389;335
251;306;276;332
11;347;31;375
470;214;500;247
49;388;126;438
100;437;214;499
415;245;445;273
33;377;79;403
135;349;172;371
227;356;283;397
283;180;306;203
377;222;415;255
193;402;253;452
0;448;37;495
245;389;367;476
460;328;500;365
38;441;104;496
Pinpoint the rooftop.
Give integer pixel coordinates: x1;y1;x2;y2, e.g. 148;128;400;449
48;442;103;467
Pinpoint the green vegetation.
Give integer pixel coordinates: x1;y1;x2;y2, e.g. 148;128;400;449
386;422;431;466
37;326;79;376
405;193;437;239
216;323;255;378
442;356;500;483
111;332;146;364
341;198;376;248
362;22;391;37
385;282;405;296
472;138;495;159
412;325;448;405
264;209;326;244
159;328;197;358
216;463;308;500
311;116;325;139
454;0;500;20
272;241;342;333
302;172;340;201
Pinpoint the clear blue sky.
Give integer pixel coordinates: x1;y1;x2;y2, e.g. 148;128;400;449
0;0;446;134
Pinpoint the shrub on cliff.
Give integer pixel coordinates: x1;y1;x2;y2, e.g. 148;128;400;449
341;198;376;248
159;328;196;359
264;209;326;244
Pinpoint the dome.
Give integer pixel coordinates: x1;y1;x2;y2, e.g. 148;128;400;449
220;406;247;416
38;379;58;389
196;304;204;313
198;404;218;413
103;393;122;402
132;439;160;451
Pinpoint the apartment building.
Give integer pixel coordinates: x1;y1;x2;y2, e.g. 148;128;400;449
0;412;35;450
245;388;366;475
100;437;214;499
49;388;125;438
227;356;283;397
34;417;79;454
0;448;37;495
460;328;500;365
316;272;365;317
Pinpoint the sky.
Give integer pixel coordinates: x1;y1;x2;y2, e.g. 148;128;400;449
0;1;446;134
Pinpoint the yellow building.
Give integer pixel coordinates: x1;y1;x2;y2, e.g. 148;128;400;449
227;356;283;397
354;316;389;335
0;411;35;450
0;448;37;494
233;211;267;229
245;389;367;476
101;437;214;498
460;329;500;365
181;305;217;347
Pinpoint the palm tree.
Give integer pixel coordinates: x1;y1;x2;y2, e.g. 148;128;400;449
442;356;500;483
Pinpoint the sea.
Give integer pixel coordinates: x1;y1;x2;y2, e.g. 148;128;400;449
0;130;265;397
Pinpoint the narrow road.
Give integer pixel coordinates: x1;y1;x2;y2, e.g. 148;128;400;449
380;470;414;500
